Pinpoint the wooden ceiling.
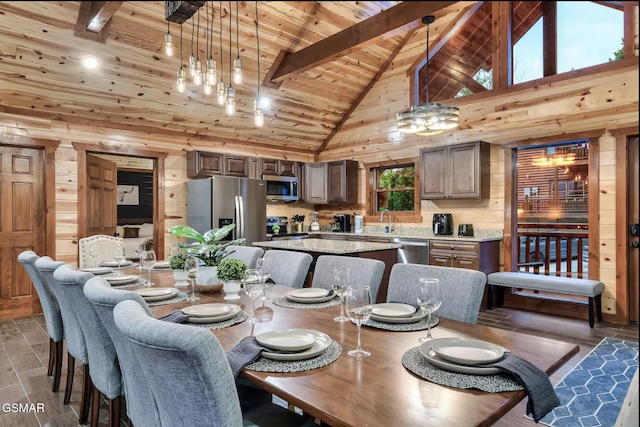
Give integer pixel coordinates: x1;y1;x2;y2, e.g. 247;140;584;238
0;1;624;155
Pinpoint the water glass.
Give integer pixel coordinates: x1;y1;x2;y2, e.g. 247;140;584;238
184;257;198;303
256;258;272;300
417;278;441;342
332;267;351;323
140;250;156;287
346;286;373;359
243;269;263;323
89;244;102;268
112;245;126;276
134;243;144;272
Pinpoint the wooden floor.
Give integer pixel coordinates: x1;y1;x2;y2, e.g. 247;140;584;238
0;308;637;427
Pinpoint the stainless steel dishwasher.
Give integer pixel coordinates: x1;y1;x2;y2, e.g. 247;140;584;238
392;237;430;264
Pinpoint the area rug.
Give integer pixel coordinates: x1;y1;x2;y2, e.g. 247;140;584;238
528;337;638;427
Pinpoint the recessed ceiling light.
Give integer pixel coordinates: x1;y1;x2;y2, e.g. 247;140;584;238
82;57;98;69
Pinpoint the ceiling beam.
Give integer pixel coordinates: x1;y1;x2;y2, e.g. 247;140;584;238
164;1;206;24
267;1;458;84
75;1;123;43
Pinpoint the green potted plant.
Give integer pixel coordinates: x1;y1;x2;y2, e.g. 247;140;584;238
169;249;189;288
216;258;247;301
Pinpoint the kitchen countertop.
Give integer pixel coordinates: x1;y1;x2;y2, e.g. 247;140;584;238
308;230;503;243
252;238;401;254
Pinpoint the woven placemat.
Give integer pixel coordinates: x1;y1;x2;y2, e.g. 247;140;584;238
190;311;248;330
245;341;342;373
110;278;149;289
364;315;440;332
146;292;188;307
272;296;341;310
401;346;523;392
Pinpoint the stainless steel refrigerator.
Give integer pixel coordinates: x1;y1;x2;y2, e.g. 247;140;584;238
187;176;267;246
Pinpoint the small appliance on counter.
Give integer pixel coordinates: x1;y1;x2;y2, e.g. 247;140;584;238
333;214;352;233
458;224;474;237
310;211;320;232
432;213;453;235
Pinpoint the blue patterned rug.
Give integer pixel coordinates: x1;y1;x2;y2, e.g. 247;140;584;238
529;337;638;427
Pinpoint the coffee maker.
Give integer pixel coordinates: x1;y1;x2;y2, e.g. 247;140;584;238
333;214;352;232
432;213;453;235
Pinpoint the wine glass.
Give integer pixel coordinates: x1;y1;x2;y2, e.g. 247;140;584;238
332;267;351;323
417;278;441;343
140;250;156;287
89;244;102;268
184;256;198;303
134;243;144;272
243;269;263;323
256;258;272;301
112;244;126;276
346;286;373;359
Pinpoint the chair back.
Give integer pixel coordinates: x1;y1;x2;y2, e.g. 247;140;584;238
35;257;88;364
113;300;243;427
386;264;487;324
312;255;385;301
83;277;160;427
18;251;63;342
263;250;312;288
53;264;122;398
79;234;125;267
223;246;264;269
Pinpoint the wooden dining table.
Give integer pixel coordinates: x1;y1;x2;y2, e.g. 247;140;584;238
131;266;580;427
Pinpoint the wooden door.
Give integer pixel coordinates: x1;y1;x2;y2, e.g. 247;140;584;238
86;155;117;237
628;136;639;322
0;146;45;319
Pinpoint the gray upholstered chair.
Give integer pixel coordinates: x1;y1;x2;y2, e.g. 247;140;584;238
79;234;125;268
34;257;92;424
113;299;310;427
17;251;65;393
53;264;122;427
312;255;385;301
224;246;265;269
83;277;161;427
262;250;312;288
386;263;487;324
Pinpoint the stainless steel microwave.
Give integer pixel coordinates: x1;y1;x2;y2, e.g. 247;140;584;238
263;175;299;202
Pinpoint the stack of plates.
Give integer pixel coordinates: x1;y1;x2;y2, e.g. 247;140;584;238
100;260;133;268
419;337;507;375
256;329;332;361
134;287;179;302
152;261;171;270
370;303;427;324
284;288;335;303
79;266;113;275
181;303;241;323
104;275;139;286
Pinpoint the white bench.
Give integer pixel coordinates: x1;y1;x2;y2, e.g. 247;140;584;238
486;272;604;328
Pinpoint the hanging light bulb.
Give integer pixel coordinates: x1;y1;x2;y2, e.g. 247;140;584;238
203;82;212;95
164;20;174;57
188;17;196;77
226;84;236;115
216;0;226;105
217;80;226;105
233;57;242;85
193;59;203;86
206;58;217;85
254;99;264;127
176;68;186;93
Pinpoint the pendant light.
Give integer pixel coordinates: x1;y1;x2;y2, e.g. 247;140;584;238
176;24;186;93
232;1;243;85
164;20;173;57
216;0;226;105
396;16;460;136
188;18;196;78
254;1;263;127
225;0;236;115
193;9;203;86
203;2;212;95
205;2;217;88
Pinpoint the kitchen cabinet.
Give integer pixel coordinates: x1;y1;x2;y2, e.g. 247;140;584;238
420;141;489;199
304;162;328;204
224;155;249;177
187;151;224;178
428;240;499;274
327;160;358;204
260;159;298;177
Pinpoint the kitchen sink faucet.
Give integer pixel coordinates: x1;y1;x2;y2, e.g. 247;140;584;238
380;209;394;233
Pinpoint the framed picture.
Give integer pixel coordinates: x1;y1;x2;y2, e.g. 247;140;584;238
117;185;139;205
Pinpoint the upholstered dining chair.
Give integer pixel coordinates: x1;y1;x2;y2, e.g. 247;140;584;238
79;234;125;268
17;251;65;392
34;257;92;425
83;277;161;427
386;263;487;324
312;255;385;301
223;245;265;269
53;264;123;427
113;299;311;427
262;250;313;288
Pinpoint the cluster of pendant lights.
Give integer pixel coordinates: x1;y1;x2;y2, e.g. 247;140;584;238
163;1;264;127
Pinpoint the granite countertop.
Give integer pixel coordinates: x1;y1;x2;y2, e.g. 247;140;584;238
252;238;401;254
308;231;503;243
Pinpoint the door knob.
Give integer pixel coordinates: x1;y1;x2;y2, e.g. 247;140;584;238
632;241;639;249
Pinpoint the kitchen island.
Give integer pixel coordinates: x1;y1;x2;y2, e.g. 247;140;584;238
252;238;400;302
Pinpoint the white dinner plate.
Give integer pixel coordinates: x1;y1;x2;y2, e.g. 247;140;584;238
133;287;179;302
181;303;239;318
100;260;133;267
152;261;171;269
370;309;431;324
419;340;502;375
104;275;139;285
284;289;336;303
260;329;332;361
430;338;505;366
371;303;416;318
256;329;317;352
187;308;241;324
79;266;113;275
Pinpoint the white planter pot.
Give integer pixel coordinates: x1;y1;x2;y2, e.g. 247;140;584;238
173;270;188;288
196;266;220;286
222;280;241;300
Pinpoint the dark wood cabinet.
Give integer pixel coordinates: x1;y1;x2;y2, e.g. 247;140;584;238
420;141;489;199
327;160;358;204
279;160;297;177
260;158;279;176
304;162;328;204
187;151;224;178
224;155;249;177
260;159;298;178
428;240;499;274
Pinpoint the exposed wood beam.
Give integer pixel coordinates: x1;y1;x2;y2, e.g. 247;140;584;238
591;1;625;12
492;1;512;89
75;1;123;43
268;1;457;84
623;2;635;58
542;1;557;77
431;57;488;93
316;30;418;155
165;1;206;24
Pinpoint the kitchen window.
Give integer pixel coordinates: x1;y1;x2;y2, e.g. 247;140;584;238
365;159;421;223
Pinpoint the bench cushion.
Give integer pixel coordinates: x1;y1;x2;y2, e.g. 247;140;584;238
487;272;604;297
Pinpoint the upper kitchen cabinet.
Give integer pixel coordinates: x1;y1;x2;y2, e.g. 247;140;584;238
327;160;358;204
420;141;490;199
187;151;249;179
224;155;250;178
304;162;328;204
260;159;298;177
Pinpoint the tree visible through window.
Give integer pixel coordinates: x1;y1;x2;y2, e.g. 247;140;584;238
375;165;414;212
